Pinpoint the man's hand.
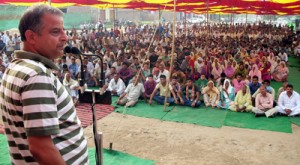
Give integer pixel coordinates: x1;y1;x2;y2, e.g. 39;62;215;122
112;90;117;95
180;99;184;105
285;109;292;115
148;99;152;105
236;105;240;111
28;136;66;165
191;102;196;107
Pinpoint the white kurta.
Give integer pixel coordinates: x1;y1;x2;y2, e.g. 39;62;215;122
277;91;300;116
108;78;126;96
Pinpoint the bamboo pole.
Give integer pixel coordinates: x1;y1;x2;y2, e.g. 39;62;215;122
206;0;209;26
163;0;176;112
133;4;168;87
113;4;115;30
184;12;187;35
205;0;209;57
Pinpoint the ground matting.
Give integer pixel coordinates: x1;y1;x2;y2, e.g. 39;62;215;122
223;111;292;133
115;100;173;120
88;148;154;165
0;134;154;165
290;117;300;126
161;106;228;128
76;103;115;128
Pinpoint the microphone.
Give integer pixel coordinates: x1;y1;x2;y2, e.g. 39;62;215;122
64;45;71;54
71;46;82;55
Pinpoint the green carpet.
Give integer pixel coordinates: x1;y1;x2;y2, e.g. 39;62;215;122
287;56;300;68
223;111;292;133
111;96;119;107
0;134;10;165
0;134;154;165
270;81;282;96
287;67;300;93
290;117;300;126
115;100;172;120
88;148;154;165
161;106;228;128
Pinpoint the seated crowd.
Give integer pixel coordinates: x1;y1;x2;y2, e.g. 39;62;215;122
1;22;300;117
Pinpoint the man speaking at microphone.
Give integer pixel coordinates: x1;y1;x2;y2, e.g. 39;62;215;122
0;5;89;165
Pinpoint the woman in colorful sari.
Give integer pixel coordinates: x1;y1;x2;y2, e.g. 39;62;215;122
224;61;236;79
206;61;213;79
202;80;220;108
234;63;248;79
249;64;262;83
217;79;235;109
272;61;289;82
229;85;252;112
261;61;271;81
211;61;223;82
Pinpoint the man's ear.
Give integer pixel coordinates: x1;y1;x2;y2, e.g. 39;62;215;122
24;30;36;45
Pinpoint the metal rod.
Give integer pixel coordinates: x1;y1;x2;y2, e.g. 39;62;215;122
206;0;209;26
92;90;101;165
184;12;186;35
163;0;176;112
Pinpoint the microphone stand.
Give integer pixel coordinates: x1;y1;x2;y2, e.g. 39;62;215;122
78;53;104;165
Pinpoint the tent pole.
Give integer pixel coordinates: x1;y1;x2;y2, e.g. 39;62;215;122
184;12;186;35
163;0;176;112
48;0;51;6
113;4;115;30
206;0;209;26
159;8;162;24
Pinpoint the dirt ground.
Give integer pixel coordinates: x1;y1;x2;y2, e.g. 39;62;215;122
84;112;300;165
1;112;300;165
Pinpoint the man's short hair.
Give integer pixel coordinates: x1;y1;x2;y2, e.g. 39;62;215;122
187;77;193;82
19;4;64;41
252;75;258;80
260;85;266;89
236;73;242;77
286;84;293;89
148;74;153;78
221;72;226;78
263;80;270;84
160;75;166;79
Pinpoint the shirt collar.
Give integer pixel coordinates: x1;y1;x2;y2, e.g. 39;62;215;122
14;50;60;71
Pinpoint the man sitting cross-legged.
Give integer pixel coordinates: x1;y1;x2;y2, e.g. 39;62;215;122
107;73;126;96
178;78;201;107
276;84;300;117
117;76;146;107
251;85;275;117
148;75;179;105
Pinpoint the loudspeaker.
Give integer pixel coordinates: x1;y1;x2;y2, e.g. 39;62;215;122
78;90;112;105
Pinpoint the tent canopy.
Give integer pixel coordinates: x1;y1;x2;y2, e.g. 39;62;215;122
1;0;300;15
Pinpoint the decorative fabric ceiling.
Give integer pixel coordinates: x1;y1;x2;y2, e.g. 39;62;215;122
0;0;300;15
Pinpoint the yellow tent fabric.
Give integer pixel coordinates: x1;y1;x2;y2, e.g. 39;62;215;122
1;0;300;15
